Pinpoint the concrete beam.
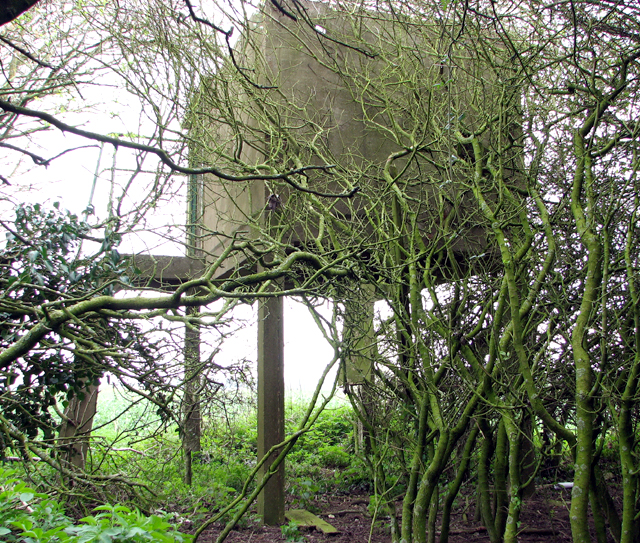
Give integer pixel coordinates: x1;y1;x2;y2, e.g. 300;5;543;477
127;254;204;289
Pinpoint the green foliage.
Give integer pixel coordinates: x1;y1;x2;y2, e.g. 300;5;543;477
286;405;353;465
280;521;306;543
317;445;350;469
96;435;243;516
289;479;320;511
5;396;367;532
282;402;368;507
0;468;68;542
367;494;382;517
0;203;156;446
64;504;191;543
336;457;374;493
92;401;259;515
0;468;190;543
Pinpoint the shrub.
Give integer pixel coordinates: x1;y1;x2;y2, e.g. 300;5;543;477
0;470;68;542
0;468;191;542
317;446;351;469
281;520;306;542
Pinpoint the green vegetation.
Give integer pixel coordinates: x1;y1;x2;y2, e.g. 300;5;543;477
281;521;306;543
2;2;640;543
0;468;191;543
0;393;366;543
0;396;363;542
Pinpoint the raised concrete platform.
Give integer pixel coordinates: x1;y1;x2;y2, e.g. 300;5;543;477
126;254;204;289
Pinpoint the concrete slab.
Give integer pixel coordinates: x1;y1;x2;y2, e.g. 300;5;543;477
285;509;339;534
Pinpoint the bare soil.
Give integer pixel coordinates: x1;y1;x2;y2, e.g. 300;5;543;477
194;485;580;543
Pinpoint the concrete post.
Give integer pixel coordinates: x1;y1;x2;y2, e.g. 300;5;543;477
340;288;375;385
341;288;376;455
183;305;202;486
257;294;285;525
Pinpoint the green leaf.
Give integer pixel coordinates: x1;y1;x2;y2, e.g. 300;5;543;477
11;518;33;530
19;492;34;503
125;526;148;537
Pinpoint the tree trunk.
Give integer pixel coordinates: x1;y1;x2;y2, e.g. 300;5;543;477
58;383;99;471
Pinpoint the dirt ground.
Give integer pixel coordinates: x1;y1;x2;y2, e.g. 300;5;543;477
194;485;581;543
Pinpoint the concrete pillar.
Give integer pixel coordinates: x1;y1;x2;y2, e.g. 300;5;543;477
257;294;285;525
341;288;376;456
183;305;202;486
340;290;375;385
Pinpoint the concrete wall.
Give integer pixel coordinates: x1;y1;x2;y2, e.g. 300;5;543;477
193;0;522;277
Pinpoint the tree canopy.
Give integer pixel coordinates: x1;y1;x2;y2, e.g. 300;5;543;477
1;1;640;543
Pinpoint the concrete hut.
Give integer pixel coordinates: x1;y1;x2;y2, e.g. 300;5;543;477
188;0;522;525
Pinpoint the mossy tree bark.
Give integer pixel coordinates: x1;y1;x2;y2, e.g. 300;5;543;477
58;380;99;471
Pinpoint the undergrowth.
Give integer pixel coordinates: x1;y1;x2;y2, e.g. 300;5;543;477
0;467;191;542
2;395;371;538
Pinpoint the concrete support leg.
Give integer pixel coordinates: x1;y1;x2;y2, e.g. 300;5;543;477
341;288;376;455
340;289;375;385
183;305;202;486
257;295;285;525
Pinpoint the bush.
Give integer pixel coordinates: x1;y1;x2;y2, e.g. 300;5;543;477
317;446;351;469
281;520;306;542
0;470;68;542
286;405;354;465
0;468;191;542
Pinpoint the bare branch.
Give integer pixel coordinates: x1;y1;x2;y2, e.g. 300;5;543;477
0;35;55;69
0;98;359;198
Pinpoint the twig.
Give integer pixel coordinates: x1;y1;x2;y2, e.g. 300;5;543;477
0;219;36;247
184;0;274;90
2;455;41;462
0;35;56;69
0;141;49;165
0;142;98;166
322;509;364;516
0;99;358;199
112;447;146;455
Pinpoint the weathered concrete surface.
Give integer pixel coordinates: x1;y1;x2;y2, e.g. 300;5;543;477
257;293;285;525
285;509;339;534
195;0;522;278
127;254;205;288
